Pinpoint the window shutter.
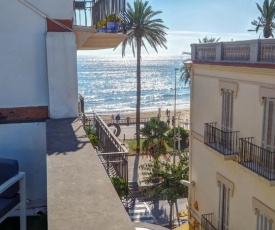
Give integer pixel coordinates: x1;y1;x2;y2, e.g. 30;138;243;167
256;211;273;230
218;183;230;230
262;98;275;152
221;89;234;132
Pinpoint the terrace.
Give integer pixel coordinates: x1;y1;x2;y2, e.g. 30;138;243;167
73;0;127;50
46;112;169;229
239;138;275;184
204;123;239;160
201;213;217;230
191;39;275;64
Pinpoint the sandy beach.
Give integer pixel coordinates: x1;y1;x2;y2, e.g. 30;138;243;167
101;108;190;126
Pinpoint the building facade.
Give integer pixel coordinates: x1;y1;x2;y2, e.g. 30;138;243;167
0;0;125;211
187;39;275;230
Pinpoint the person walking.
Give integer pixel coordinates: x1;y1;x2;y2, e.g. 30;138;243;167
172;116;175;126
167;116;170;126
115;114;120;123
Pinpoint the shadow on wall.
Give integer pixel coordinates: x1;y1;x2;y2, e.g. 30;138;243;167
46;118;90;155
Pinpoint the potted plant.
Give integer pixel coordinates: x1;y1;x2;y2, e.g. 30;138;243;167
96;19;107;32
106;14;121;32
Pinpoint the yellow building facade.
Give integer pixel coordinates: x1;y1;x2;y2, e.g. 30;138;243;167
187;39;275;230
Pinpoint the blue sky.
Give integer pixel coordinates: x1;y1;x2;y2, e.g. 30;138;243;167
81;0;264;56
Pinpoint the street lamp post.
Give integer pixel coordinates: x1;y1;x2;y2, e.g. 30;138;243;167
173;68;179;165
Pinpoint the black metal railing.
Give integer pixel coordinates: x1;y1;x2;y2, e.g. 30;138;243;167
204;123;239;156
201;213;217;230
103;117;158;126
239;138;275;180
73;0;126;27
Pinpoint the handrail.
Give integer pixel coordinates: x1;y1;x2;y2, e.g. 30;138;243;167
73;0;126;27
204;123;239;155
95;112;128;153
201;213;217;230
239;138;275;180
191;39;275;63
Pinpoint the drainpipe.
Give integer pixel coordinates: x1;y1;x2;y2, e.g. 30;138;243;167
184;61;194;226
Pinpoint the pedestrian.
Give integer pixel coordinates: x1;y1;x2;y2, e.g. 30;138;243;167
168;110;171;116
167;117;170;126
115;114;120;123
166;109;168;116
172;116;175;126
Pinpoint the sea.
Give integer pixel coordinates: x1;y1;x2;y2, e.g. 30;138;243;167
77;53;190;115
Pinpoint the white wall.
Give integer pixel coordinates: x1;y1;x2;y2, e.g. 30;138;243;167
0;123;47;205
0;1;49;108
27;0;74;20
47;32;78;118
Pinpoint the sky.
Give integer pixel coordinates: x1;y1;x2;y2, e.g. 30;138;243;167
79;0;264;56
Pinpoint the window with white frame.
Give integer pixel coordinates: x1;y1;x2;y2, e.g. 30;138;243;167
262;98;275;152
256;211;273;230
253;197;275;230
221;89;234;132
218;182;230;230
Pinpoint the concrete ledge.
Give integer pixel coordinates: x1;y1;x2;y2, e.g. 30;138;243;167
46;118;134;230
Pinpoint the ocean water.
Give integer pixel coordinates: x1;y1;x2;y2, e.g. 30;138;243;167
77;53;190;114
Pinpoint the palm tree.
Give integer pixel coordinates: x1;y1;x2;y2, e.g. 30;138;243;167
248;0;275;38
180;37;221;85
198;36;220;43
180;57;191;85
140;118;169;160
119;0;168;154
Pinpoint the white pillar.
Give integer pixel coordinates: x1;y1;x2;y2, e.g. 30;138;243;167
46;32;78;118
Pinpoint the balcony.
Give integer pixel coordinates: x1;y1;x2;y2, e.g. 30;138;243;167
73;0;127;50
191;39;275;64
201;213;217;230
239;138;275;182
204;123;239;159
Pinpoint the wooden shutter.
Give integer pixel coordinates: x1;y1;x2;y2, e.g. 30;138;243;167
222;90;233;132
218;183;230;230
262;98;275;152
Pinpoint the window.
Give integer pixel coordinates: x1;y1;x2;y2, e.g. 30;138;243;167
262;98;275;152
221;89;234;132
256;211;273;230
216;173;233;230
218;183;230;230
253;197;275;230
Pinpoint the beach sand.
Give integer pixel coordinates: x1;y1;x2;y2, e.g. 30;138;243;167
101;108;190;126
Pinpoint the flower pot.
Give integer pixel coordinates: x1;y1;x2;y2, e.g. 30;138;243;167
107;22;119;32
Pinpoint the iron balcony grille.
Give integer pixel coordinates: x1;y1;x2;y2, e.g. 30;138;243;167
201;213;217;230
239;138;275;181
74;0;126;27
204;123;239;156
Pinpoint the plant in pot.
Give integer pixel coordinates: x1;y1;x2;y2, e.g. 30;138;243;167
106;14;121;32
96;19;107;32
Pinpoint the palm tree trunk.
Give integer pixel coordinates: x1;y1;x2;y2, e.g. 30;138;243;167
136;36;141;155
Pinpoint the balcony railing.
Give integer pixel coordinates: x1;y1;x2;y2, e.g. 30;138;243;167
191;39;275;63
204;123;239;156
239;138;275;181
201;213;217;230
74;0;126;27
